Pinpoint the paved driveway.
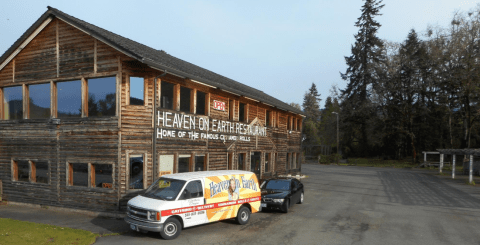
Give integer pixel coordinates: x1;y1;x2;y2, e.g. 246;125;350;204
94;165;480;244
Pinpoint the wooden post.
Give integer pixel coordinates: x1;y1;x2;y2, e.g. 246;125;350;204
94;39;97;74
469;155;473;184
206;93;210;116
81;77;88;117
423;152;427;167
56;20;59;77
452;154;456;179
174;84;180;111
23;84;28;119
191;88;196;114
439;154;443;173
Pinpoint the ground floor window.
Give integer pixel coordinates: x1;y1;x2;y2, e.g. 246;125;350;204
69;163;88;187
251;152;261;175
195;155;205;171
265;153;271;172
68;162;113;189
178;155;191;173
12;160;29;182
32;161;49;184
94;164;113;188
12;160;50;184
129;154;144;189
238;153;246;170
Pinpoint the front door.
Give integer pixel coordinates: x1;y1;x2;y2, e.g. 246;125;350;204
251;152;261;177
159;155;174;177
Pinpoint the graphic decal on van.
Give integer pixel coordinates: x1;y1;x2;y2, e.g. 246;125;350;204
203;173;260;222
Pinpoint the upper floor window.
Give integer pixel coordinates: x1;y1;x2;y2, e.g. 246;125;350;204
239;103;246;122
229;100;234;120
88;77;116;117
29;83;50;119
129;77;144;105
180;87;191;113
266;110;272;127
161;81;174;110
57;80;81;118
4;86;23;120
196;91;206;115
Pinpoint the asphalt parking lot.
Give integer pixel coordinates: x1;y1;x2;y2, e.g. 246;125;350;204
2;164;480;244
93;164;480;244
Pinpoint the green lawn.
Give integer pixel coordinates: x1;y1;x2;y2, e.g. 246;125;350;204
0;218;100;245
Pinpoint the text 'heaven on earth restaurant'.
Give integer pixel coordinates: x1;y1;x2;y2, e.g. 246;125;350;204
0;7;305;212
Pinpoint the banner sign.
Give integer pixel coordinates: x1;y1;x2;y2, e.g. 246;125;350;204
156;111;266;142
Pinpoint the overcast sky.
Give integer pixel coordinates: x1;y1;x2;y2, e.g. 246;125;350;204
0;0;477;108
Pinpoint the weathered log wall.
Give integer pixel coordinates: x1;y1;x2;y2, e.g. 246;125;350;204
0;18;121;211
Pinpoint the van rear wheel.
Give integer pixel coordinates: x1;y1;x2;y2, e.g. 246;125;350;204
160;218;181;240
236;206;251;225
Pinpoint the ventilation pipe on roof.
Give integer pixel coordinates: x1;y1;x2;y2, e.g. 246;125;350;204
153;70;168;179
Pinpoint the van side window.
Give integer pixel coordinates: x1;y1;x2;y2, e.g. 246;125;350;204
181;180;203;199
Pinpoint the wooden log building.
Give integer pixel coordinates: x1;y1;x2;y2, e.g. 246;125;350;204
0;7;305;212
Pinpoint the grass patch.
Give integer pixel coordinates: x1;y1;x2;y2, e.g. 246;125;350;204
466;180;476;186
0;218;100;245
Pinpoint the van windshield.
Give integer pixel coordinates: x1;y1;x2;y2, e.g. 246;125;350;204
142;178;186;201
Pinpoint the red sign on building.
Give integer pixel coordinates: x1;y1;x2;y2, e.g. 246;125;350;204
213;100;226;111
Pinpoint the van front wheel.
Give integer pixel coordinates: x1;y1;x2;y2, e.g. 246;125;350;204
236;206;251;225
160;218;182;240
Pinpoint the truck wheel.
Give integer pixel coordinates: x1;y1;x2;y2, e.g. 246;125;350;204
282;199;289;213
160;218;182;240
236;206;251;225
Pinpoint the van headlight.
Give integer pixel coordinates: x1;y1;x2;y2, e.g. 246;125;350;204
148;211;160;221
273;199;284;203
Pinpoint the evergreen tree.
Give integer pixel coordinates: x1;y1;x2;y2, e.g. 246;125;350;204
302;83;322;145
302;83;321;122
340;0;385;156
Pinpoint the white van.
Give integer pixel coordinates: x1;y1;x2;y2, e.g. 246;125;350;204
124;170;261;239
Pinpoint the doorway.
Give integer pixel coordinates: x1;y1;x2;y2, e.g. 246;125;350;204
251;152;261;176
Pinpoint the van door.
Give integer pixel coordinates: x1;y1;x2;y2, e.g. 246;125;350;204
178;180;206;227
